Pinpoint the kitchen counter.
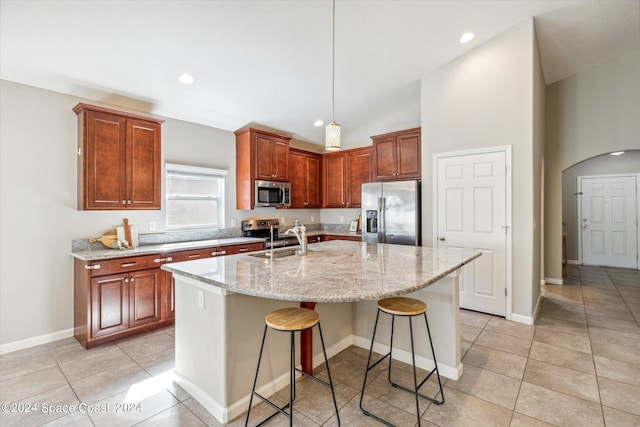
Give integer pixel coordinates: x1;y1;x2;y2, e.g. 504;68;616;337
164;240;479;423
70;237;265;261
162;240;479;302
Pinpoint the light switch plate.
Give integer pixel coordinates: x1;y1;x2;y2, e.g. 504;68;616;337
148;220;157;232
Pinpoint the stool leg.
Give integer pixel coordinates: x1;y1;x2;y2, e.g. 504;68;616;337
317;322;341;425
424;313;444;405
359;309;394;427
245;324;269;427
408;316;422;426
289;331;295;427
387;314;395;383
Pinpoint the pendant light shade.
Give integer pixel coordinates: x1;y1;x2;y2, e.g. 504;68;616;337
325;121;341;151
325;0;341;151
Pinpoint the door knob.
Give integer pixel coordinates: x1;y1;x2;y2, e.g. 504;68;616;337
439;237;445;241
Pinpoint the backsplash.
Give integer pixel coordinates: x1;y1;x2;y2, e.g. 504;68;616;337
71;222;345;252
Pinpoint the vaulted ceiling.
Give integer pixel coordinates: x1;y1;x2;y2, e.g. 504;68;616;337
1;0;638;149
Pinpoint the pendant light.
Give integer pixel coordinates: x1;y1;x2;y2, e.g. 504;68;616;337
325;0;341;151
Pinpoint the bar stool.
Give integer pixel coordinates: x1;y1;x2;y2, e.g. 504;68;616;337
359;296;444;427
245;307;341;426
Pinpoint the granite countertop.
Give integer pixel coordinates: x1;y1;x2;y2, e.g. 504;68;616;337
71;237;266;261
162;240;481;303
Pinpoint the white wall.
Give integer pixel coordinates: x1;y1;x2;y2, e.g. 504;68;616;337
420;19;539;319
544;49;640;280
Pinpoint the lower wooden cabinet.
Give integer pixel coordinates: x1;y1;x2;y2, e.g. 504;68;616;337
75;242;264;348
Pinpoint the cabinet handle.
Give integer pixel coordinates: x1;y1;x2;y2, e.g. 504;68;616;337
154;257;173;263
85;264;101;270
188;254;201;258
238;248;249;252
130;277;135;282
122;200;126;204
125;278;129;283
127;200;132;205
221;250;226;255
211;252;218;257
121;262;137;267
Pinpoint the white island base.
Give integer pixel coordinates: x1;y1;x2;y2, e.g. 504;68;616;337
171;272;461;424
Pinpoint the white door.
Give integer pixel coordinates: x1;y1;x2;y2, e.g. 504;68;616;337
436;150;508;316
580;175;638;269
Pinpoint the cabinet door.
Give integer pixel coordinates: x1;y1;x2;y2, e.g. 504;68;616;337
129;268;162;328
255;133;275;180
396;131;421;179
224;242;265;255
372;136;397;181
346;148;372;208
289;150;306;208
84;111;127;209
305;154;321;207
323;154;346;207
272;138;289;181
165;272;176;320
91;273;129;338
126;119;161;209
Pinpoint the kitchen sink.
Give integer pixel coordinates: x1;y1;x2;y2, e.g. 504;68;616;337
248;248;301;259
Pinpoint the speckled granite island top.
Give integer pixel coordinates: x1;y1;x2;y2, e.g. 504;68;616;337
162;240;481;303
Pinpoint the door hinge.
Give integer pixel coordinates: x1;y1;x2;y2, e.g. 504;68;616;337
505;288;508;296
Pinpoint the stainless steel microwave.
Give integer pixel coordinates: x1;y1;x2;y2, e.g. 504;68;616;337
254;180;291;208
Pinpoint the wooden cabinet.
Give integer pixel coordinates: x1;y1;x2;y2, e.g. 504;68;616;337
322;147;372;208
372;127;421;181
75;241;265;346
235;127;292;209
320;234;362;242
76;253;169;348
73;103;163;210
289;148;321;208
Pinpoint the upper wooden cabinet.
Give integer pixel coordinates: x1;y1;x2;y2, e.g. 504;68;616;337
289;148;321;208
235;127;292;210
322;147;372;208
74;103;163;210
372;127;421;181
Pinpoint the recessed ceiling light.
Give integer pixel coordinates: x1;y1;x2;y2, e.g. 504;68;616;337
178;73;196;84
460;32;475;44
314;120;324;127
610;151;625;156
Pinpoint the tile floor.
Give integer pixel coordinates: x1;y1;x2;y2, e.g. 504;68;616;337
1;265;639;426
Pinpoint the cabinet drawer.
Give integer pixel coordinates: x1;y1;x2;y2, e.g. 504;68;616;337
225;242;264;255
86;253;163;276
170;248;217;263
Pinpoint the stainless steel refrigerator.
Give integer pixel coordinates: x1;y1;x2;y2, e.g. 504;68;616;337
361;180;421;246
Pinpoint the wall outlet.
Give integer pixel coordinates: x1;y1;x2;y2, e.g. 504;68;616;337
339;216;344;223
198;289;205;309
280;216;285;225
231;218;237;227
148;220;157;232
310;215;315;222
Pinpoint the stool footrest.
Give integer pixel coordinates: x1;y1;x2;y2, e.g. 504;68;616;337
249;392;291;426
294;367;333;390
365;351;392;373
390;370;444;405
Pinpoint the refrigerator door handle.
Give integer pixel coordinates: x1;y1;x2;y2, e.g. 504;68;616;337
378;197;385;243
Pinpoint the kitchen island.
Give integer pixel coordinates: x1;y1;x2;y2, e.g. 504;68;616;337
162;240;480;423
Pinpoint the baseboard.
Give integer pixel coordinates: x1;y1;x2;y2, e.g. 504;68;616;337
544;277;564;285
351;335;463;381
510;312;535;325
0;328;74;355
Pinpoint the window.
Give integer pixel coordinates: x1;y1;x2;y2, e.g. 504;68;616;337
165;163;226;229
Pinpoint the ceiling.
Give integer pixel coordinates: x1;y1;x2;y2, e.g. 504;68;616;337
1;0;639;149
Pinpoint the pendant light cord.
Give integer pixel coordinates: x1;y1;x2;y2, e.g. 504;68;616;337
331;0;336;122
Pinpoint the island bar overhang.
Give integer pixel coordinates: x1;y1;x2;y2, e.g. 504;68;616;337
162;240;480;423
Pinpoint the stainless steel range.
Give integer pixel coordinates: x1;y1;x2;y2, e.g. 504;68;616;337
241;219;299;249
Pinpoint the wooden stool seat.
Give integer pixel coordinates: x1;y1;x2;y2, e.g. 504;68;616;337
378;296;426;316
266;307;319;331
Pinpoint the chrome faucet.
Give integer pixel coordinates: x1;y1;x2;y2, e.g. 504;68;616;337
285;221;307;255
